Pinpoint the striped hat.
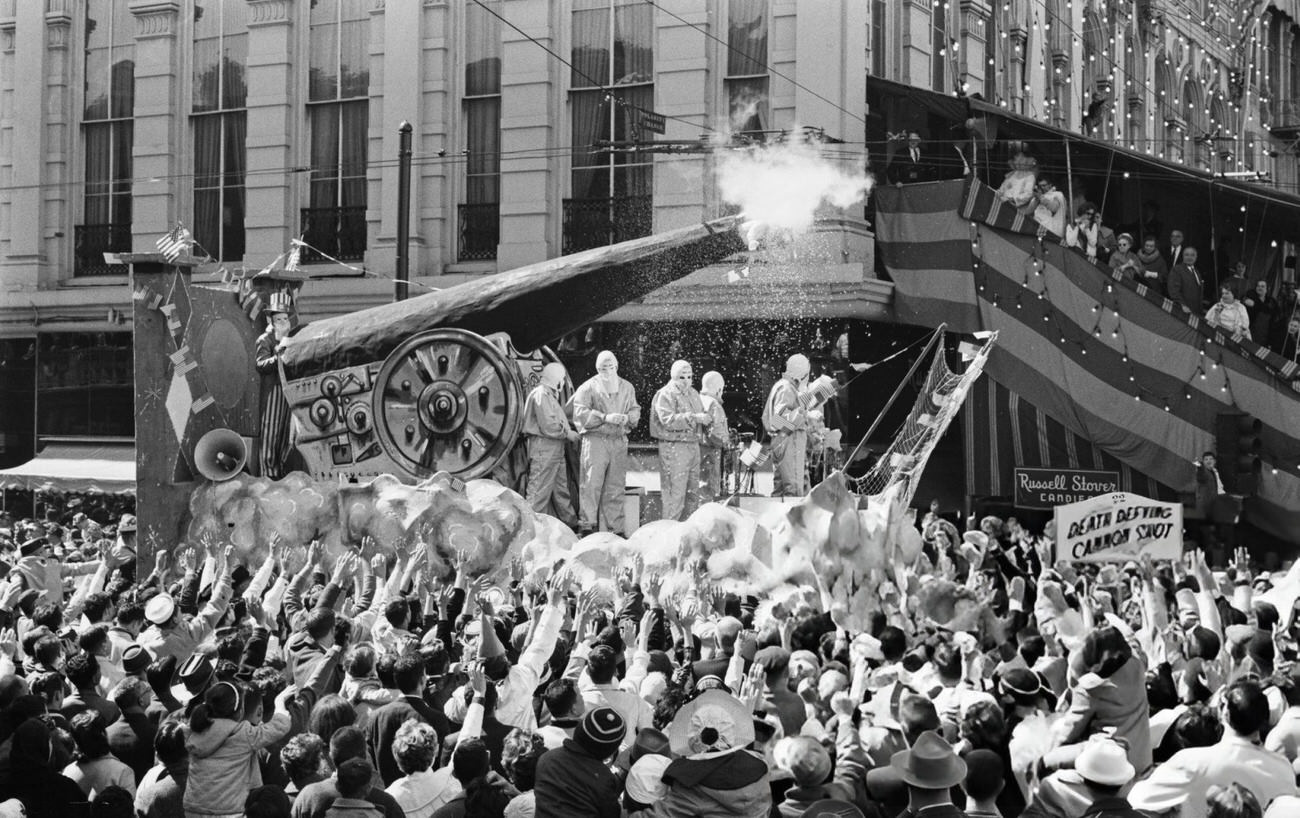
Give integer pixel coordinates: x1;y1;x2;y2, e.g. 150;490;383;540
575;706;625;760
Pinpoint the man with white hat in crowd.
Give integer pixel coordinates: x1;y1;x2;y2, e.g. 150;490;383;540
1022;734;1140;818
138;544;236;663
696;371;731;504
763;354;812;498
650;360;711;522
571;350;640;535
522;361;579;528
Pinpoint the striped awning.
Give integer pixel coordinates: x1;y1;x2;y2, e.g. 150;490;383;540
875;178;1300;544
963;376;1175;502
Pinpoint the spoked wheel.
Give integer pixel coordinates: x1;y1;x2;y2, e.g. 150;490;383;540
372;329;525;480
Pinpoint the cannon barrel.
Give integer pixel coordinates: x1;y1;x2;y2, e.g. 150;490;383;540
281;215;745;379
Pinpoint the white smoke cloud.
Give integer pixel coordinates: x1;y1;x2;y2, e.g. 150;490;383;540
715;131;873;238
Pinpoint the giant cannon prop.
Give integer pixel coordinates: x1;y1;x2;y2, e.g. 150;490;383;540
131;217;744;554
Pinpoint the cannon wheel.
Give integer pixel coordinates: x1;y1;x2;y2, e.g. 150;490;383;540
372;328;525;481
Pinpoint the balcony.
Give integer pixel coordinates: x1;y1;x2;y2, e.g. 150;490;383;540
299;206;366;263
73;223;131;277
458;202;499;261
1264;98;1300;139
562;195;652;255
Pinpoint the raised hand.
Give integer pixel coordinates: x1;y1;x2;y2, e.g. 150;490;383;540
246;598;269;629
739;663;766;713
468;661;487;697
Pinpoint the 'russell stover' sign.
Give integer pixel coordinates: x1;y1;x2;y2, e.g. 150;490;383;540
1014;468;1120;509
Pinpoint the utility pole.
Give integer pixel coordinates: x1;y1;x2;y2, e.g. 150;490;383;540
395;121;413;302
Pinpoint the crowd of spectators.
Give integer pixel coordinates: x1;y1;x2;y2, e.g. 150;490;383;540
984;157;1300;360
3;502;1300;818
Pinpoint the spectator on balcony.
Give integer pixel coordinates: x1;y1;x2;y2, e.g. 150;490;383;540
1242;281;1278;347
1109;233;1141;279
886;132;935;186
1031;177;1067;237
1092;209;1118;264
1064;204;1100;262
1224;261;1253;301
994;147;1038;208
1135;235;1170;292
1168;246;1206;313
1207;285;1252;340
1165;229;1189;270
1272;283;1299;355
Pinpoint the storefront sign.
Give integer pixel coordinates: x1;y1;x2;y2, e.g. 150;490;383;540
1014;467;1120;509
1053;492;1183;563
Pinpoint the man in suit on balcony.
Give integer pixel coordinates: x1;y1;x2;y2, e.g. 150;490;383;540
887;132;934;186
1167;246;1206;314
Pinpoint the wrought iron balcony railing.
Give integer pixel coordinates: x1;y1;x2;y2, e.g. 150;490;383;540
561;195;652;255
73;223;132;277
299;206;367;262
458;202;499;261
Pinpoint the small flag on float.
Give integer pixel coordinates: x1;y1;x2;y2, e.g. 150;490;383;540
168;345;191;367
155;223;193;262
175;358;198;377
191;393;214;413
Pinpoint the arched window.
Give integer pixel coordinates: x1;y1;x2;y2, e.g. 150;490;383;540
1081;11;1103;135
1124;28;1144;150
1182;77;1205;168
1154;56;1176;158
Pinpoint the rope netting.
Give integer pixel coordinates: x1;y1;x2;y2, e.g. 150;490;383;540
848;330;997;505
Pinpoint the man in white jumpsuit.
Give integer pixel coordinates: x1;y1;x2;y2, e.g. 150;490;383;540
523;362;579;527
763;354;811;497
651;360;711;521
571;350;640;534
699;371;730;502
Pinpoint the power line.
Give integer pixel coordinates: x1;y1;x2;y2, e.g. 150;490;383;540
640;0;868;130
466;0;724;138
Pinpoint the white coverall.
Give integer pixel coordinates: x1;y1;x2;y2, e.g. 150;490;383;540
522;382;577;526
571;376;640;532
650;380;706;521
763;376;810;497
699;393;730;502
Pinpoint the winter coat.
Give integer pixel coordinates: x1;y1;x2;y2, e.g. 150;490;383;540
183;712;292;817
533;739;622;818
1051;655;1152;774
648;750;772;818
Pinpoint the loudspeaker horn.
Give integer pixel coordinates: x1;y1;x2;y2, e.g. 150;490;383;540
194;428;248;482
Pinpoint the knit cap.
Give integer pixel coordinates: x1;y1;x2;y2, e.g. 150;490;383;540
575;706;625;759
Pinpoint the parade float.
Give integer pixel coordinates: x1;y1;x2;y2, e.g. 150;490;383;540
128;137;996;625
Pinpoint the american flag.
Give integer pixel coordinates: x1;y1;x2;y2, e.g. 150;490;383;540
156;224;193;262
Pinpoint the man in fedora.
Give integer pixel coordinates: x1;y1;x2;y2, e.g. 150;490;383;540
1021;735;1140;818
889;730;968;818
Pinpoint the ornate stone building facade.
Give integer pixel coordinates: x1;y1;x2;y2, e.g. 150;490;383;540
870;0;1300;187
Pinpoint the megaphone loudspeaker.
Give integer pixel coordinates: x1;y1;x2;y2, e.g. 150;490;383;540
194;428;248;482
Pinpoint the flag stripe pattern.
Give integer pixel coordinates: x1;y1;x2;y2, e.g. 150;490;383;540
876;178;1300;544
